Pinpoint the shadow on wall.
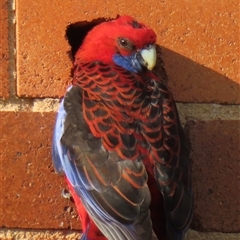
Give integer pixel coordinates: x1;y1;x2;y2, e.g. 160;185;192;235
158;46;240;104
185;120;240;233
66;18;112;61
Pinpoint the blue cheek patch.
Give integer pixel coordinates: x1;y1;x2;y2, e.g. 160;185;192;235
113;54;142;73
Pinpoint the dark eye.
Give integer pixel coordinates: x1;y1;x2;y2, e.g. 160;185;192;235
145;44;153;49
118;38;132;49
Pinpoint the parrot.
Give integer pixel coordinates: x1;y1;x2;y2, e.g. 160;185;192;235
52;15;193;240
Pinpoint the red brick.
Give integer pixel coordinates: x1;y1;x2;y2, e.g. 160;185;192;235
0;0;10;98
16;0;239;103
186;120;240;232
0;112;81;230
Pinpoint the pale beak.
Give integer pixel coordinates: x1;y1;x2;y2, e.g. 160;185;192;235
140;45;157;70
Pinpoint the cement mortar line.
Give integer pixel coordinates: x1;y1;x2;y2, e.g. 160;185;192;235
8;0;17;98
0;98;239;123
176;102;240;125
0;229;239;240
0;228;81;240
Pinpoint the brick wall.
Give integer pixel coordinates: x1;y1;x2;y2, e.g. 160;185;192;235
0;0;239;239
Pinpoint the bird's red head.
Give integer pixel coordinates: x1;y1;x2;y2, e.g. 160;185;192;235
75;16;157;68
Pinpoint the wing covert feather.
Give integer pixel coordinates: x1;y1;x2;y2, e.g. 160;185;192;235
56;86;156;239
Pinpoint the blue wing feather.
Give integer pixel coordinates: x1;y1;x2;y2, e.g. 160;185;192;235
52;99;66;174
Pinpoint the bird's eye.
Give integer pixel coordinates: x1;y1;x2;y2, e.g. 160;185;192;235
118;38;131;48
145;44;153;49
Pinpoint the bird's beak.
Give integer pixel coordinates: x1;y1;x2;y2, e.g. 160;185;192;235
140;45;157;70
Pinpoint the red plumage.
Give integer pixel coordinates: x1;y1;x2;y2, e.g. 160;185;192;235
76;16;156;64
66;178;108;240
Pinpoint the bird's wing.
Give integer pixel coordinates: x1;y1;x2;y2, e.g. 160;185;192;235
52;60;193;240
52;83;158;240
139;78;193;239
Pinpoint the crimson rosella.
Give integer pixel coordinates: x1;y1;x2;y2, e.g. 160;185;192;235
52;15;193;240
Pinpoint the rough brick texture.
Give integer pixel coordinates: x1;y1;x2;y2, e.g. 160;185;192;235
1;0;239;238
0;112;80;230
0;0;10;98
187;120;240;232
16;0;239;103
